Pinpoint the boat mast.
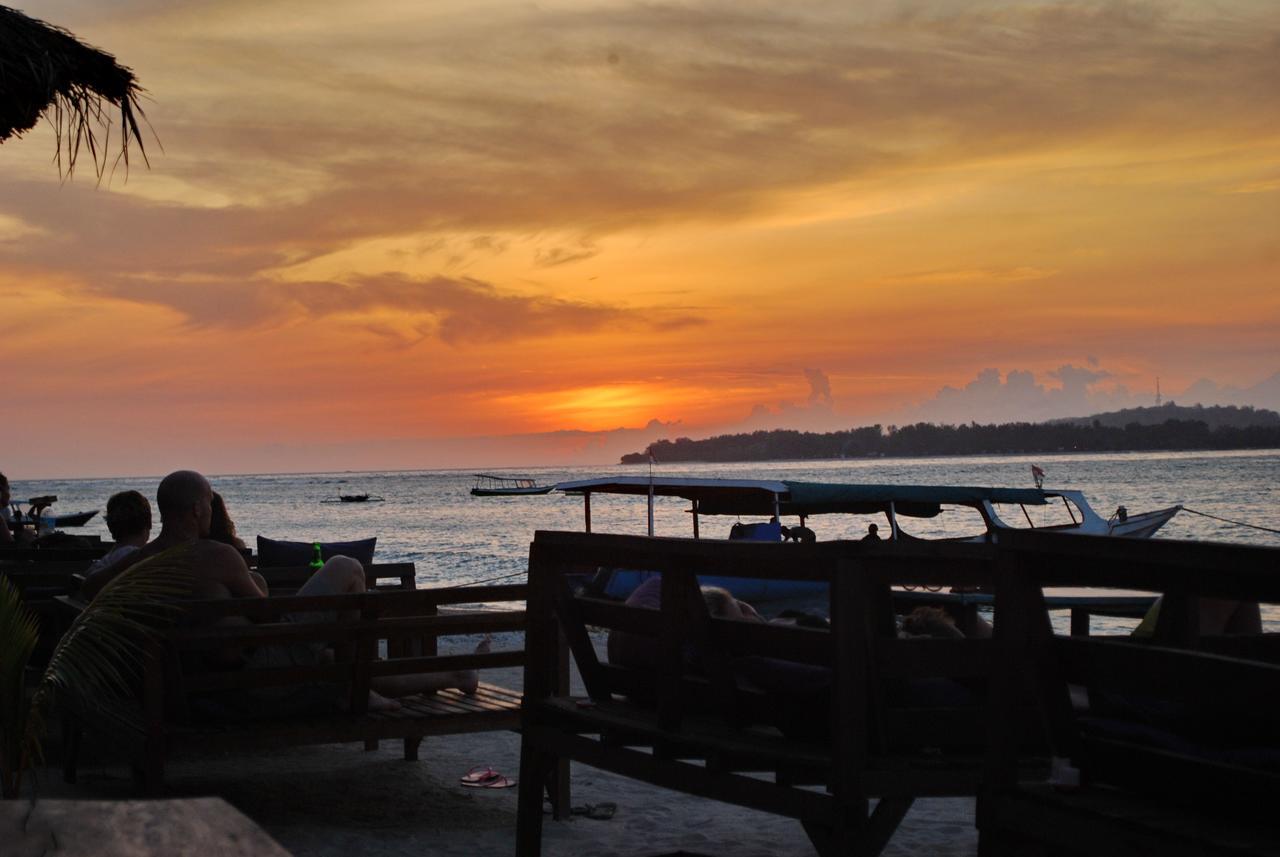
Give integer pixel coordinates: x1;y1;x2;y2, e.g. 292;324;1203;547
647;482;655;536
647;455;655;536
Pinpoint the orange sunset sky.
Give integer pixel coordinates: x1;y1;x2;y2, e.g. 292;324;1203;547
2;0;1278;479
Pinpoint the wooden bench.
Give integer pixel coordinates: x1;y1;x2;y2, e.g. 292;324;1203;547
2;558;94;595
979;530;1280;857
14;561;416;667
2;558;96;666
516;531;1042;857
61;582;568;798
255;561;417;594
0;545;108;562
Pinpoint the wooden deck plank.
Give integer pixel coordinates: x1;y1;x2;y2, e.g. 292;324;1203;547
4;798;289;857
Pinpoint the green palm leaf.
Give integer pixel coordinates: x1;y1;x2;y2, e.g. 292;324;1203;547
0;574;40;798
4;543;196;798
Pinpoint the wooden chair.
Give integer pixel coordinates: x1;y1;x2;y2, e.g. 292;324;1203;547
979;530;1280;857
516;531;1038;857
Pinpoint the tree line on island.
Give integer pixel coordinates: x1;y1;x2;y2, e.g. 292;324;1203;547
620;403;1280;464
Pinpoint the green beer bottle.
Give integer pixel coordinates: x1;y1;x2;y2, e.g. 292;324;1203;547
309;542;324;574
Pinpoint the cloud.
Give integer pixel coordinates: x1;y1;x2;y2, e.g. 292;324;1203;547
534;241;600;268
1177;372;1280;412
12;1;1278;265
3;2;1275;342
90;271;706;342
1046;364;1112;413
725;367;848;434
882;267;1058;286
804;367;832;405
904;365;1280;426
1223;178;1280;195
907;364;1136;424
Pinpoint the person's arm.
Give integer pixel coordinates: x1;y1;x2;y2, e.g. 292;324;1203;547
81;550;143;600
202;542;268;598
227;568;268;598
249;570;269;596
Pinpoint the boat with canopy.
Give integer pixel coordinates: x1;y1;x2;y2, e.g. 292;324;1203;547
553;476;1181;599
4;495;98;535
471;474;555;497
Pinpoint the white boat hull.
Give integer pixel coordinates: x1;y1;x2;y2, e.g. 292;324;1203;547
1105;505;1182;539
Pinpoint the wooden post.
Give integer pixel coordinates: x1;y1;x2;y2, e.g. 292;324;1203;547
1069;608;1090;637
517;540;559;856
657;568;687;731
983;548;1023;792
828;551;870;849
522;542;558;701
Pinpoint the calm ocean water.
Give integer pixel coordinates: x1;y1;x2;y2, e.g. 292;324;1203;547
10;450;1279;630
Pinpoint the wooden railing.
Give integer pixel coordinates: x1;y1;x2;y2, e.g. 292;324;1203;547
517;530;1031;857
980;530;1280;856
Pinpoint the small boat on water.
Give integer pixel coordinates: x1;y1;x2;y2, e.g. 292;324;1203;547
5;501;98;532
553;477;1181;600
470;474;555;497
321;493;385;503
45;510;99;527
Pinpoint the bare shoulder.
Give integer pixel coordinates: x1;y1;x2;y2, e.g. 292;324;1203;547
175;540;251;584
190;539;249;565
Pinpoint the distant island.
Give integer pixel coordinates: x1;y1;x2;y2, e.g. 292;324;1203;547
620;403;1280;464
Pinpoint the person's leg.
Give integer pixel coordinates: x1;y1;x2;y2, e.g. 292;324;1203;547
292;555;365;625
285;556;405;709
372;636;490;698
1201;597;1262;635
1224;601;1263;634
294;555;366;597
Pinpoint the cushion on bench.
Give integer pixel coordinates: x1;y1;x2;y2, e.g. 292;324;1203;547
256;536;377;567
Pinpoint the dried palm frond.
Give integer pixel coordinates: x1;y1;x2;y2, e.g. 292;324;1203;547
0;4;149;178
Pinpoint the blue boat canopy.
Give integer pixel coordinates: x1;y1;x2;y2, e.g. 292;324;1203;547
697;480;1051;519
555;477;789;502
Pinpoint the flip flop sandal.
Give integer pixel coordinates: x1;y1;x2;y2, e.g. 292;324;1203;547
460;766;499;786
571;802;617;820
473;774;516;789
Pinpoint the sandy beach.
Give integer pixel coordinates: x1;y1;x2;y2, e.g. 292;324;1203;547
33;644;981;857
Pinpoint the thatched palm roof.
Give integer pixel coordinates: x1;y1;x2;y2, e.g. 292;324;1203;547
0;5;147;176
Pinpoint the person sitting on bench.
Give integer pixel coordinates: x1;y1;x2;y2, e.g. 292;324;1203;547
86;490;153;577
86;470;482;711
1;471;28;546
